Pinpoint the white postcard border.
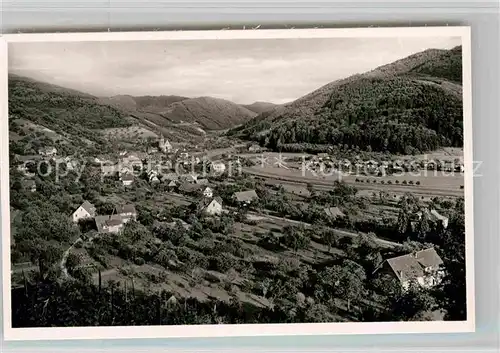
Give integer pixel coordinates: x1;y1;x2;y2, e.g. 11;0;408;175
0;26;474;341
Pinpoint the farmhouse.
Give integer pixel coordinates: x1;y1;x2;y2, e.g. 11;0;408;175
234;190;259;205
38;146;57;157
324;206;345;219
382;248;444;290
202;187;214;198
429;209;449;229
167;180;178;188
211;161;226;174
198;197;223;216
72;201;96;223
181;173;198;183
179;150;189;159
121;173;134;186
101;164;117;177
95;215;124;234
122;153;144;167
148;170;160;184
148;147;159;154
115;204;137;223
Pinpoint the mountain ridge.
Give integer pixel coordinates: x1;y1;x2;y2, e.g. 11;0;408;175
230;45;463;154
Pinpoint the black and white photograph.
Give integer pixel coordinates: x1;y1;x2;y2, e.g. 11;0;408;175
1;27;474;340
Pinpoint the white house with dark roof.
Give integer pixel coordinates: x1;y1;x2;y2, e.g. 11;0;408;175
72;201;97;223
381;248;444;290
234;190;259;205
121;173;134;186
198;197;223;216
202;187;214;198
38;146;57;157
211;161;226;174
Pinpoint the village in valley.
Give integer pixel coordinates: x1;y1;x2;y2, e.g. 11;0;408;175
8;39;467;326
10;128;462;323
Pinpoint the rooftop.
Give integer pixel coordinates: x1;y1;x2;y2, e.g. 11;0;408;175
386;247;443;282
80;200;96;217
234;190;259;202
116;204;137;215
324;206;345;218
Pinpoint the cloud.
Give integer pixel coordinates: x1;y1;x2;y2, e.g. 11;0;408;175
9;36;462;104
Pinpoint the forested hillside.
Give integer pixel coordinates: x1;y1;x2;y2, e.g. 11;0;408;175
9;74;131;151
230;46;463;154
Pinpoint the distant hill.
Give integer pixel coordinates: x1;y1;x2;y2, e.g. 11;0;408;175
156;97;257;130
9;75;258;151
242;101;278;114
230;45;463;154
99;95;188;113
102;95;256;131
8;74;131;150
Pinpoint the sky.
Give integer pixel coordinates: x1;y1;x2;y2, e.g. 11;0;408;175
9;36;461;105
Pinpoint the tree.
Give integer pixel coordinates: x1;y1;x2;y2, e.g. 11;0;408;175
434;200;466;320
281;225;310;253
390;283;436;321
415;209;431;240
321;229;338;254
396;198;412;235
65;253;81;275
315;259;366;312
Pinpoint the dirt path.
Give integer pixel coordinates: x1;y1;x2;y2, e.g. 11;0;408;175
60;237;82;279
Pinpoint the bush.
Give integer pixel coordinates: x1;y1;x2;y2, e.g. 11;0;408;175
402;180;408;185
133;257;145;265
208;253;237;273
381;180;385;184
387;180;392;185
460;185;464;189
416;181;421;185
395;180;400;184
409;180;414;185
